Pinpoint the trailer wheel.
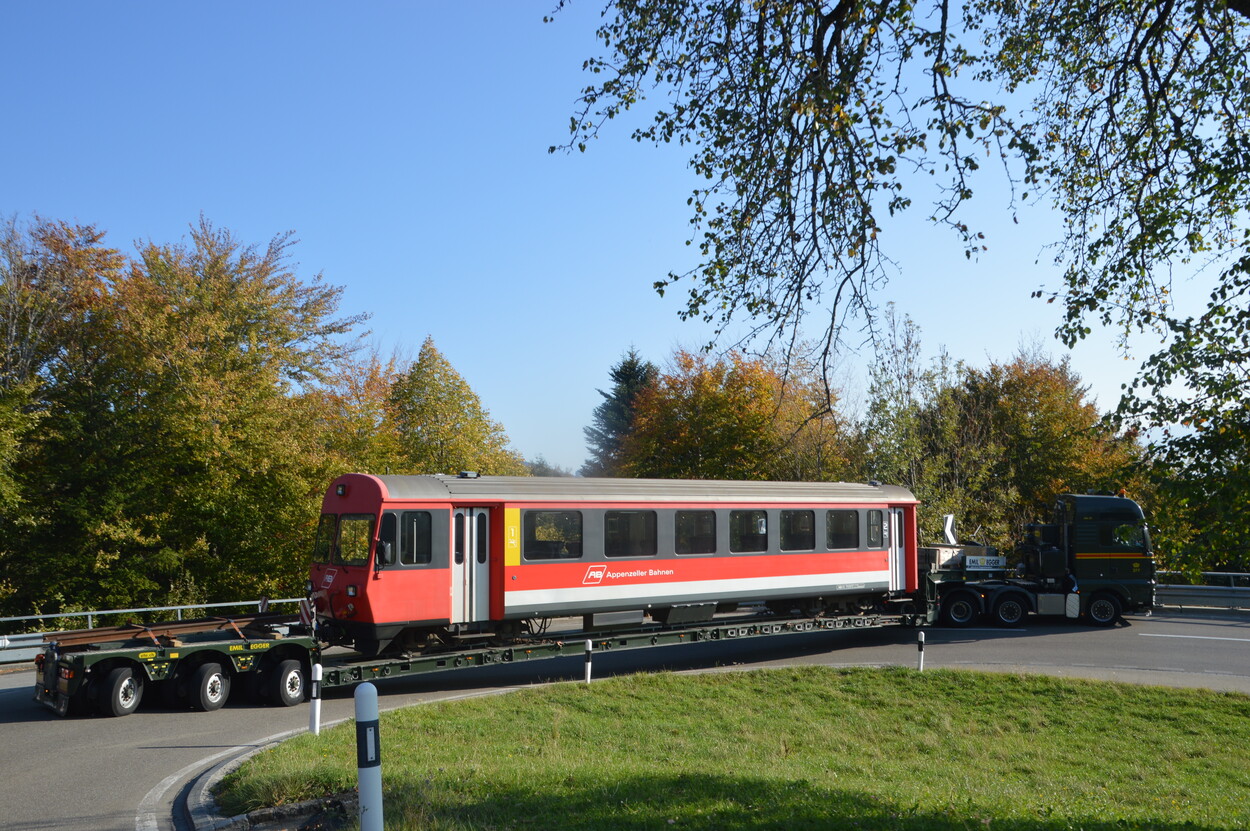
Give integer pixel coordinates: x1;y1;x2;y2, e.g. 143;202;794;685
991;596;1028;627
190;662;231;712
269;659;306;707
99;666;144;717
941;593;980;627
1085;593;1121;627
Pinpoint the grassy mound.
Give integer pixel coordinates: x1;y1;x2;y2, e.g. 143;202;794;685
216;666;1250;829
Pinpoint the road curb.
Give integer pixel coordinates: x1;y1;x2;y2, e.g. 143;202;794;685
183;688;516;830
185;721;351;831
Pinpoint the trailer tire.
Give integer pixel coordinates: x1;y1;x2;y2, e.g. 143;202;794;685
1085;593;1122;627
991;595;1028;627
269;659;306;707
99;666;143;717
190;662;231;712
940;593;980;627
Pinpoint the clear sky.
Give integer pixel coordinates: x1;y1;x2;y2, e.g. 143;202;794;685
1;1;1167;472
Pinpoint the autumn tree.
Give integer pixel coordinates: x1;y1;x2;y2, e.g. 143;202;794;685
0;219;365;614
859;312;1143;546
620;349;852;480
389;337;527;476
581;348;657;476
554;1;1250;557
310;345;406;476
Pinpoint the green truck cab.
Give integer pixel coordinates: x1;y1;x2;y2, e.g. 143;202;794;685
924;493;1155;627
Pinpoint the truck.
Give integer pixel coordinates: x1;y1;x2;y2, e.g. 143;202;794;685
32;487;1155;718
923;493;1155;627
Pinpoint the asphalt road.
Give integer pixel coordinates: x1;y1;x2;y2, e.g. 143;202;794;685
1;610;1248;831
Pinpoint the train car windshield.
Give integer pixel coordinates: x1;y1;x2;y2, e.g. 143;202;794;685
311;513;376;567
311;514;336;564
335;514;375;567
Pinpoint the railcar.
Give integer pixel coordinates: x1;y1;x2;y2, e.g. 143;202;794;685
309;473;920;655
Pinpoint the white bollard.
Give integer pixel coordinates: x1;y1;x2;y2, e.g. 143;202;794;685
355;682;383;831
584;639;593;684
309;663;323;735
917;630;925;672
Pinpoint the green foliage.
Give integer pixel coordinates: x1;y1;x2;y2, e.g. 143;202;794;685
217;667;1250;829
0;217;530;618
860;309;1142;546
619;349;854;481
388;336;527;476
580;348;657;476
556;0;1250;565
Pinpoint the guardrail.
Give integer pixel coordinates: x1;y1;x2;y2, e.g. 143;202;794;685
0;598;301;665
1155;584;1249;611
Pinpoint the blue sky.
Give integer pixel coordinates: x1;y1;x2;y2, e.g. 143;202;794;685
2;2;1164;472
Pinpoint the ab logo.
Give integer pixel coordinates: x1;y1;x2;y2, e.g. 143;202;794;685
582;565;607;585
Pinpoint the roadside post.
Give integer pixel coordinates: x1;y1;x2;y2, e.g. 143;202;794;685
355;682;383;831
584;639;593;684
917;631;925;672
309;662;323;735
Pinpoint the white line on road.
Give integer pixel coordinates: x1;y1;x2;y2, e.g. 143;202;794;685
1142;633;1250;644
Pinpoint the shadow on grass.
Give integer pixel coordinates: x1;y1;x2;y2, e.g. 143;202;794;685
383;771;1225;831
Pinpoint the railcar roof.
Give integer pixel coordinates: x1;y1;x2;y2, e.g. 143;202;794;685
362;474;916;504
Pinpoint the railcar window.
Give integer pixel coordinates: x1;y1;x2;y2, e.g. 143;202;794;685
730;510;768;553
605;510;657;557
867;510;885;548
523;511;583;560
675;510;716;555
454;513;465;565
780;510;815;551
826;510;859;549
476;512;488;564
335;514;374;567
312;514;337;563
399;511;433;565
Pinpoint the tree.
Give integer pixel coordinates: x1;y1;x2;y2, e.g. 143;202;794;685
554;1;1250;550
389;337;528;476
858;311;1143;546
619;349;853;480
581;348;658;476
310;345;406;476
0;218;365;614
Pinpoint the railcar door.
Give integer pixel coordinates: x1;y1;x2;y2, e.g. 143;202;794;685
451;508;491;624
888;508;906;592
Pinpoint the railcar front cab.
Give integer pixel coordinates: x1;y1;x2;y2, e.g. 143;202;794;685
308;476;454;655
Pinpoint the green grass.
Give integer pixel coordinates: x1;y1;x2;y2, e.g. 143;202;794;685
215;667;1250;830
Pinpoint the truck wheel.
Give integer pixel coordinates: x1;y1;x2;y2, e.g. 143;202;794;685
992;596;1027;627
941;593;980;627
99;666;144;717
1085;593;1122;627
190;662;231;712
268;659;306;707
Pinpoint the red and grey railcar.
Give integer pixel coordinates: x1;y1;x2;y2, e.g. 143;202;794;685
309;473;919;655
